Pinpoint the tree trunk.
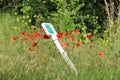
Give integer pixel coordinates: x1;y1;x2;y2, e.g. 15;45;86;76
117;5;120;25
104;0;114;41
117;4;120;40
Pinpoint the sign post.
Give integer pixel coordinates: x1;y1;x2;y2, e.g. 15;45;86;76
41;23;78;74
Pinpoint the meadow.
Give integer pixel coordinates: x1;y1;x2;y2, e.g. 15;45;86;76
0;12;120;80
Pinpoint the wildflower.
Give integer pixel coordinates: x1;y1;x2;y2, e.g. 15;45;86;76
11;37;18;42
33;32;41;40
72;29;79;34
57;34;61;40
22;38;28;44
60;42;69;48
16;18;19;22
41;27;45;32
14;12;17;15
23;16;25;19
104;30;109;33
20;32;25;36
57;32;63;40
26;16;29;18
26;33;33;40
31;26;36;29
65;32;70;37
89;44;94;48
83;34;87;38
66;42;69;47
34;15;36;18
59;32;64;36
40;16;43;19
60;42;66;48
25;22;27;25
82;27;85;30
32;42;38;47
98;51;104;57
94;30;97;34
87;34;93;40
70;36;76;42
106;40;109;43
28;19;31;22
43;34;50;39
76;42;82;48
14;27;17;30
99;38;103;42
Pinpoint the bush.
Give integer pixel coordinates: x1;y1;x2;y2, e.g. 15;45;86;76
16;0;107;36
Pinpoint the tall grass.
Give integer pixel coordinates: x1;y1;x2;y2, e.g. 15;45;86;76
0;12;120;80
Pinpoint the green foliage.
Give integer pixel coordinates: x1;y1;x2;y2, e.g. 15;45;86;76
16;0;107;35
47;0;84;32
0;0;2;5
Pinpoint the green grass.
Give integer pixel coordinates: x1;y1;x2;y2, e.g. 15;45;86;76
0;12;120;80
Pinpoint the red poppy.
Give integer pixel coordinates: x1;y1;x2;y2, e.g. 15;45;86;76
26;33;32;39
72;29;79;34
66;42;69;46
43;34;50;39
70;36;76;42
57;33;63;40
76;42;82;48
89;44;94;48
11;37;18;42
98;51;104;57
60;42;66;48
65;32;70;37
41;27;45;32
22;38;28;44
87;34;93;40
20;32;25;36
59;32;64;36
60;42;69;48
33;32;41;40
32;42;38;47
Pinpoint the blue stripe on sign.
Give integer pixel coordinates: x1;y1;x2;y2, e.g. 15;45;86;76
45;24;54;34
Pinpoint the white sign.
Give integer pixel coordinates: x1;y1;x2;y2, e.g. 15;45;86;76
41;23;78;74
41;23;57;36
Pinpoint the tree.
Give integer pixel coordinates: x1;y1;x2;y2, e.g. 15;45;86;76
104;0;120;41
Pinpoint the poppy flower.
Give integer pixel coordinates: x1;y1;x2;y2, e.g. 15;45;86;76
11;37;18;42
76;42;82;48
33;32;41;40
20;32;25;36
26;33;32;39
60;42;66;48
60;42;69;48
43;34;50;39
41;27;45;32
98;51;104;57
32;42;38;47
65;32;70;37
66;42;69;46
72;29;79;34
57;33;63;40
59;32;64;36
89;44;94;48
70;36;76;42
22;38;28;44
87;34;93;40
